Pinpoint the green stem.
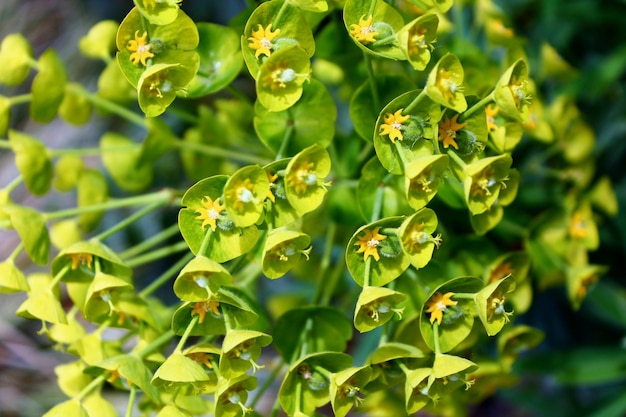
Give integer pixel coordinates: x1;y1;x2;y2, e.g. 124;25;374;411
372;35;397;47
398;361;411;377
139;252;194;297
364;53;380;111
313;221;337;305
293;318;313;363
275;119;294;160
404;90;427;114
447;150;467;172
174;315;199;353
48;146;135;158
67;84;145;127
272;0;291;26
319;254;346;307
0;140;12;150
432;322;441;355
125;386;137;417
135;329;175;358
120;223;181;260
43;189;175;221
124;241;189;269
363;257;372;288
249;361;285;408
368;0;377;17
226;84;251;105
198;227;213;258
175;140;271;165
74;374;107;401
371;182;385;223
222;306;233;332
269;395;282;417
451;292;475;300
8;93;32;106
47;265;70;291
458;91;494;122
8;242;23;262
392;140;409;173
93;198;169;242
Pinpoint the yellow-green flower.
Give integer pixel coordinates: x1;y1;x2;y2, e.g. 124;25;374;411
195;196;226;231
569;211;588;239
379;109;410;143
126;30;154;66
436;68;463;102
350;15;379;44
425;292;457;325
354;227;387;262
438;114;466;149
248;24;280;59
225;178;258;212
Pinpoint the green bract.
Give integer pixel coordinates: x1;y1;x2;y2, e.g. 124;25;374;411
79;20;119;61
463;153;513;215
219;329;272;379
242;0;315;79
346;217;410;287
494;59;531;122
256;45;311;112
474;275;516;335
31;48;67;123
51;239;132;283
8;130;53;197
152;352;210;389
262;228;311;279
0;33;33;86
343;0;405;60
187;23;243;98
173;255;232;302
330;366;372;417
263;159;300;227
284;144;331;216
354;285;406;332
397;208;440;269
397;13;439;70
404;154;449;210
84;271;134;321
425;53;467;113
255;79;336;155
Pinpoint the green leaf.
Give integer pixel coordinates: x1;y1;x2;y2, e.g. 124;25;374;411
79;20;118;61
256;45;311;112
0;33;33;86
152;352;210;387
432;353;477;379
219;329;272;379
346;217;410;287
255;79;336;155
43;400;88;417
187;23;244;98
53;154;84;192
273;306;352;361
397;208;440;269
0;259;30;293
357;157;413;221
330;366;372;417
59;83;92;125
82;394;118;417
30;48;67;123
0;95;10;136
474;275;516;336
100;132;153;191
89;355;161;402
9;130;53;196
77;169;108;232
242;0;315;79
404;154;449;210
3;204;50;265
425;53;467;113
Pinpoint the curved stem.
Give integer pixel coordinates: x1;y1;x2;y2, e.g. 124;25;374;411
364;53;380;111
175;139;271;165
275;116;294;160
404;90;427;114
120;223;181;260
174;315;199;353
93;198;169;242
447;149;468;173
458;91;494;122
8;93;32;106
47;265;70;291
135;329;175;358
124;241;189;269
8;242;23;262
371;183;385;222
139;252;194;297
125;385;137;417
67;83;145;127
74;374;107;401
43;189;175;221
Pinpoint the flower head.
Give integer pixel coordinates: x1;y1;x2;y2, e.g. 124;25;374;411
191;300;220;323
425;292;457;325
350;15;379;44
436;68;463;102
225;178;258;212
195;196;226;231
485;104;499;132
379;109;411;143
438;114;466;149
127;31;154;66
286;161;317;194
354;227;387;262
248;24;280;59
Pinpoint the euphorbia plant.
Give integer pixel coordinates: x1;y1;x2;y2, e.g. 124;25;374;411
0;0;618;416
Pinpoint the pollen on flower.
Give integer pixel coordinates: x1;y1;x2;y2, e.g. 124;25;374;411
287;161;317;194
425;292;457;325
438;114;466;150
485;104;499;132
354;227;387;262
226;178;257;212
350;15;379;44
248;23;280;59
379;109;410;143
67;253;93;270
436;68;463;102
127;30;155;66
195;196;225;231
191;300;220;323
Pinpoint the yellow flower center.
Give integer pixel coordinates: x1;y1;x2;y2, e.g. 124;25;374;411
354;227;387;262
195;196;225;231
350;15;379;44
287;161;316;194
126;30;155;66
248;24;280;59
